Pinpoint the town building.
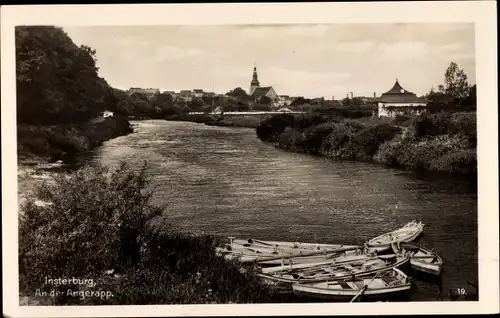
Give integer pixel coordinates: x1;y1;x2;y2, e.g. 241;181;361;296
248;64;279;105
277;95;293;107
377;80;428;117
252;87;279;104
202;92;216;98
179;90;193;101
193;89;204;98
128;87;160;99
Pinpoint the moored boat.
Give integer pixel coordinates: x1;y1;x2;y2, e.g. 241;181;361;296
217;237;361;263
292;268;412;301
366;221;424;253
217;245;363;264
231;238;357;254
259;253;410;289
391;242;443;276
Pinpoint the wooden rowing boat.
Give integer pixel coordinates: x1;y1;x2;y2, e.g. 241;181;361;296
260;249;385;274
258;253;410;289
217;237;361;263
366;221;424;253
256;248;366;266
231;238;357;253
391;242;443;276
217;245;363;264
292;268;412;301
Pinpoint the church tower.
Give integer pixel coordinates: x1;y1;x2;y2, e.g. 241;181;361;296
249;64;260;95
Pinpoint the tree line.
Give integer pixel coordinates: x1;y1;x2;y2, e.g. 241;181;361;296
16;26;476;126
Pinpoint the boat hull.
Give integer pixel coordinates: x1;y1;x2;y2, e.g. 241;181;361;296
392;242;443;276
366;221;424;253
292;268;412;301
259;255;410;288
292;283;411;301
410;259;442;276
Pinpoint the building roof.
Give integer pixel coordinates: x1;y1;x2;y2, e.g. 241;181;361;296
378;95;428;103
252;86;273;97
378;80;427;104
193;89;204;93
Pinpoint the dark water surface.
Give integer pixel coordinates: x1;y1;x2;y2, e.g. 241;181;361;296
76;120;478;301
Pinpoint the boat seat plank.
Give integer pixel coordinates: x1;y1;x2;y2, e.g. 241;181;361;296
339;281;353;290
365;279;386;289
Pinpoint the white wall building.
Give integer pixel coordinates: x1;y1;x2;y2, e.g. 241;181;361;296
377;80;428;117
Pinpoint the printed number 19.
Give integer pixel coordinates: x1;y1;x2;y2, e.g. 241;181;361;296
457;288;467;295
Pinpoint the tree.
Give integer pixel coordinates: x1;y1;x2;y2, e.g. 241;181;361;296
439;62;470;99
226;87;247;98
186;98;205;112
290;97;310;107
16;26;109;124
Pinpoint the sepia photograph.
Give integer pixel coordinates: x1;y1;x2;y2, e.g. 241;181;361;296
2;2;498;317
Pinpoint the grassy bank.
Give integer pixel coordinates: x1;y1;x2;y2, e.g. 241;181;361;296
256;112;476;180
19;163;288;305
17;115;133;164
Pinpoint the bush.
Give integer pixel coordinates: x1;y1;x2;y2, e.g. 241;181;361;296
291;113;328;131
17;116;133;162
19;162;162;292
277;127;304;151
412;112;452;138
345;124;401;160
19;163;280;305
449;112;477;145
256;114;295;142
374;134;474;173
393;114;412;127
318;122;360;158
411;111;476;144
429;149;477;177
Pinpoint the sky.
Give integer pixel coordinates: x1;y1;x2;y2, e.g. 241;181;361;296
63;23;475;99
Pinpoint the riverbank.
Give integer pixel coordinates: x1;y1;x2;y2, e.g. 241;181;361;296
256;112;477;180
18;162;290;305
17;115;133;165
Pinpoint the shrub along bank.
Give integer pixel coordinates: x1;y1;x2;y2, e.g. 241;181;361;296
17;115;133;164
19;163;286;305
256;112;477;180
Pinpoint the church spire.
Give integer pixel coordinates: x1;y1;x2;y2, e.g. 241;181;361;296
249;63;260;95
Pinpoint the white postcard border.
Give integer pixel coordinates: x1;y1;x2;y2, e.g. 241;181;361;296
2;2;498;317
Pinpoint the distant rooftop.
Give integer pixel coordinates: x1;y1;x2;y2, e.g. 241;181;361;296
252;86;273;98
378;80;427;103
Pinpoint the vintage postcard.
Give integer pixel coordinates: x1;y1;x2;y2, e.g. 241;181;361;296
1;2;498;317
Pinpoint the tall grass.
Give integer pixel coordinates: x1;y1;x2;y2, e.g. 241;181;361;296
19;162;282;305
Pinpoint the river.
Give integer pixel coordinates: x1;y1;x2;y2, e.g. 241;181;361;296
23;120;479;301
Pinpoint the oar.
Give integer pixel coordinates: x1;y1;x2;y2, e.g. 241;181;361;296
350;285;368;303
263;254;396;275
255;246;362;263
349;273;380;303
253;239;277;247
261;254;372;274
